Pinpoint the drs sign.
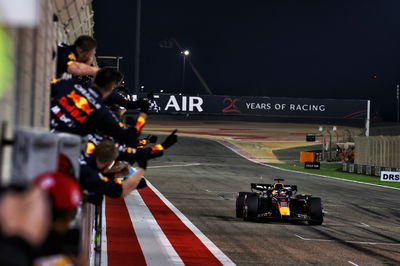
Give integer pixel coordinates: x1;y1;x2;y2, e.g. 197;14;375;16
380;171;400;182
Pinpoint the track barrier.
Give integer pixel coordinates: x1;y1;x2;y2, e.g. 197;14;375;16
343;136;400;176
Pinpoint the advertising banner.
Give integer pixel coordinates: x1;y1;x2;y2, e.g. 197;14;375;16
151;94;368;119
380;171;400;182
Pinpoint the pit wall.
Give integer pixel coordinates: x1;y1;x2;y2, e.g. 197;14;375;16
0;1;96;264
0;0;94;181
354;136;400;168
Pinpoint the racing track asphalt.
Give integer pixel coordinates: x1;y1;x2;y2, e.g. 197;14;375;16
145;136;400;266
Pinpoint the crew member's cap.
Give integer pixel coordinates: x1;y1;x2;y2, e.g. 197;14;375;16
58;153;75;177
34;172;81;209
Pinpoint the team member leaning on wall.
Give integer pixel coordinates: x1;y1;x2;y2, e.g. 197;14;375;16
50;68;148;147
80;140;148;204
56;35;100;79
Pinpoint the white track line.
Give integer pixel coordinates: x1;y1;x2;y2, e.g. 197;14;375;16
148;163;202;169
223;138;314;143
348;261;359;266
125;190;184;266
294;234;307;240
294;234;400;246
216;140;400;191
205;189;237;194
216;140;264;165
146;181;236;266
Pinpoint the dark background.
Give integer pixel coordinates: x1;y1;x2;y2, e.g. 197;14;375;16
93;0;400;121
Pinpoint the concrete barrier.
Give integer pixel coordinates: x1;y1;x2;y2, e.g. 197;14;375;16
354;136;400;168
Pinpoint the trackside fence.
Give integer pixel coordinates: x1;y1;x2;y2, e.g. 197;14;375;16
343;136;400;176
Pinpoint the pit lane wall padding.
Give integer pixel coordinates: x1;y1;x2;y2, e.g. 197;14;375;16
149;94;368;119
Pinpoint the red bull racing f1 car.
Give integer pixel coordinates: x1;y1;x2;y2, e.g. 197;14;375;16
236;179;323;225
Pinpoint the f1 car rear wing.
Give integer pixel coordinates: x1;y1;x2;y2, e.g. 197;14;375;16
251;183;272;191
251;183;297;192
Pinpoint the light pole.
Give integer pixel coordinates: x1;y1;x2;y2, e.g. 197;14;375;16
181;50;190;92
319;126;325;161
397;84;399;123
133;0;142;93
333;126;338;143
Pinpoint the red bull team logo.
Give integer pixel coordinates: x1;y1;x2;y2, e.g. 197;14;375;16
67;90;94;115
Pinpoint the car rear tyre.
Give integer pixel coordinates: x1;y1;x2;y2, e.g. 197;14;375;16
244;193;259;221
308;197;323;225
236;192;247;218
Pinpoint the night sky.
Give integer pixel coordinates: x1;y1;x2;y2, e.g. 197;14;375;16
93;0;400;120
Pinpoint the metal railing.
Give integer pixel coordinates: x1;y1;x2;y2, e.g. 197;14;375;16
312;127;361;162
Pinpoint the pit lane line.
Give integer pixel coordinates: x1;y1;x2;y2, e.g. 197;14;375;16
294;234;400;246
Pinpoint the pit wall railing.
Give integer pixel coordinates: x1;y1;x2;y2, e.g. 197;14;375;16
314;127;361;162
0;126;100;266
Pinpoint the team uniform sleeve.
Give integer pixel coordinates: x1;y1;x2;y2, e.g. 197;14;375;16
117;147;163;165
104;90;140;109
92;107;139;147
117;150;139;164
102;179;123;198
66;52;76;65
79;164;123;199
56;45;77;78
